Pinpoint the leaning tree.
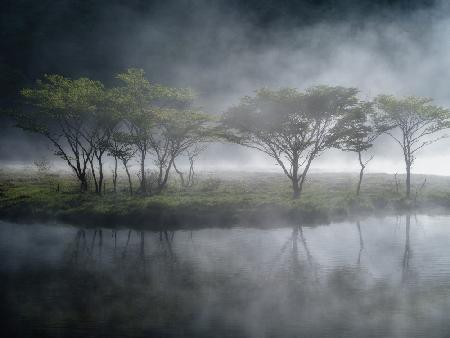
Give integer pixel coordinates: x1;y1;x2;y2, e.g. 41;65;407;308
223;86;361;199
375;95;450;198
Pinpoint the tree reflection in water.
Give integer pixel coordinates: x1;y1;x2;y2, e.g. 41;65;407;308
1;217;450;338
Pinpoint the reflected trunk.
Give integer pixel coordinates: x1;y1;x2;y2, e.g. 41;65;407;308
140;231;145;259
356;220;364;265
291;226;300;275
402;214;412;282
122;229;132;258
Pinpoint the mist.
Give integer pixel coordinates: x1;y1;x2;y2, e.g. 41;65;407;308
2;0;450;174
3;215;450;338
4;2;450;337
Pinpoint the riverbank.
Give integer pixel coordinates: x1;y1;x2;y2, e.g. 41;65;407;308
2;169;450;229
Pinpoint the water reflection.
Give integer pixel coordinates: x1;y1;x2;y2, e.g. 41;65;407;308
402;214;412;283
1;215;450;337
356;220;364;266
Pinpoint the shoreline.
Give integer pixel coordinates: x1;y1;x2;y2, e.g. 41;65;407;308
2;170;450;230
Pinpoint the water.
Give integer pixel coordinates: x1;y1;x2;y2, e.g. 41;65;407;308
1;215;450;337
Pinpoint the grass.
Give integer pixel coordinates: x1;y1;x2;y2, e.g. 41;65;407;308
2;168;450;229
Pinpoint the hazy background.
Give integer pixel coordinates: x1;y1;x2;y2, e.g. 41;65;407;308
1;0;449;175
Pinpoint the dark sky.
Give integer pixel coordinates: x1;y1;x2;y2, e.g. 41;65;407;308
0;0;436;107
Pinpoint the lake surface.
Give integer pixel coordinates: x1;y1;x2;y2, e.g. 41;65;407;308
1;215;450;337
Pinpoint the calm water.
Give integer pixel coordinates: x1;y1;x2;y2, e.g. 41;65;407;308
1;215;450;337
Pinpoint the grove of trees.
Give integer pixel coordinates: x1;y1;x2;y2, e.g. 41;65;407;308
9;69;450;200
14;69;213;195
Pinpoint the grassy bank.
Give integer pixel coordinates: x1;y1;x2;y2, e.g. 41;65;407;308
2;169;450;229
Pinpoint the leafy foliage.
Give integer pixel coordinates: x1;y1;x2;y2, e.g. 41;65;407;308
222;85;361;198
374;95;450;197
16;75;106;191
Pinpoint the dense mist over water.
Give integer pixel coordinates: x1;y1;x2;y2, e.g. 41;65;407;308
2;215;450;337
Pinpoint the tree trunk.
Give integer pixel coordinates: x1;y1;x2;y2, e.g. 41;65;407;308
296;154;315;199
140;149;146;193
98;157;104;195
156;159;174;194
173;161;185;188
406;162;411;199
79;173;88;192
356;151;365;196
112;157;118;193
356;168;364;196
90;159;99;193
291;152;300;199
123;161;133;196
292;179;301;199
188;157;195;187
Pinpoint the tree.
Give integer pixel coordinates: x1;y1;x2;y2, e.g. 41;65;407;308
16;75;104;192
173;145;206;189
149;108;212;193
375;95;450;198
111;69;156;194
112;68;198;194
338;102;380;196
84;88;120;194
223;86;360;199
108;132;136;195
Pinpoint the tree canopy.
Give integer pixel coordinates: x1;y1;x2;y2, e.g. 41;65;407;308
17;75;106;191
374;95;450;197
13;70;450;201
223;85;361;198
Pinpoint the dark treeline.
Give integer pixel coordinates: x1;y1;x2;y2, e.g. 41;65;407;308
8;69;450;200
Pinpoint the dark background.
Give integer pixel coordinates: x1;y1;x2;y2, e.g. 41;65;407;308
0;0;436;107
1;0;446;168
